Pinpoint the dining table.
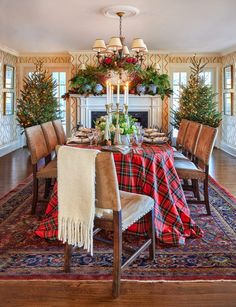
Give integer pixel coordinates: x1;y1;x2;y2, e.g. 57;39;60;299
35;143;203;245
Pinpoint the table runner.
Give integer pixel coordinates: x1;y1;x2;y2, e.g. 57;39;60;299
35;144;203;245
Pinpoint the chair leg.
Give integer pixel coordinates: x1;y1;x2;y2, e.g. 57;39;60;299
31;175;38;215
148;209;155;260
204;175;211;215
64;242;72;273
193;179;201;201
112;211;122;299
44;178;51;199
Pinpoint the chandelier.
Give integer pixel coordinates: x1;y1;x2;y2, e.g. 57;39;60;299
92;6;148;65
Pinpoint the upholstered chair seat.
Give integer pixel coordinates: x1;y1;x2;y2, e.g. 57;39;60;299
174;159;205;180
36;159;57;179
173;151;189;160
95;190;154;231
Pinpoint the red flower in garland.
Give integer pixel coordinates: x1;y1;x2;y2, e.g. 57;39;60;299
103;57;112;65
126;57;137;64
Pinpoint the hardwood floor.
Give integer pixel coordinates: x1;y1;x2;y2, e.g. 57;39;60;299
0;147;236;306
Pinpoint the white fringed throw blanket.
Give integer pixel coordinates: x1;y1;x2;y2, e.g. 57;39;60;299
58;146;100;255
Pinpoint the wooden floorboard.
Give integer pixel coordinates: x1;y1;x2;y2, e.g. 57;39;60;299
0;281;236;307
0;146;236;306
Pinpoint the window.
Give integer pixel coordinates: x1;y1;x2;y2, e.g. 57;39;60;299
52;72;67;126
172;72;188;137
199;71;213;86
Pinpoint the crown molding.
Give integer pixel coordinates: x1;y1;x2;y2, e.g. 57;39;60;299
0;44;19;56
19;51;70;57
220;45;236;56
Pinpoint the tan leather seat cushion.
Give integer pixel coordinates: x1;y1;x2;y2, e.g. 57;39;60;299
37;159;57;179
95;191;154;231
173;151;189;160
174;159;205;180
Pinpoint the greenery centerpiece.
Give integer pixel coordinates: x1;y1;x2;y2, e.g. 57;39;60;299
17;60;59;130
95;113;137;144
172;57;222;129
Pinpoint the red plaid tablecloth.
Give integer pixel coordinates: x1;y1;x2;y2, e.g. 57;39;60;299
35;144;203;245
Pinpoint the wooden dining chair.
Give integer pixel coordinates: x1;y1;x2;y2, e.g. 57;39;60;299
41;121;59;155
25;125;57;214
174;125;218;215
41;121;59;197
63;152;155;298
175;119;190;150
52;119;67;145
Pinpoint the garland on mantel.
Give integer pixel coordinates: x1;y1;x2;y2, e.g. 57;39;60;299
63;57;172;100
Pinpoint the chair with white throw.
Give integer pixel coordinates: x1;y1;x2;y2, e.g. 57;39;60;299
57;146;155;298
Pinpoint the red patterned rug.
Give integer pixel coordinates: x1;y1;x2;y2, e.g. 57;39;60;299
0;176;236;281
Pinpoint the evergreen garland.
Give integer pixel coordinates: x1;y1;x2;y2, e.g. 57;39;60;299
17;60;59;130
172;57;222;129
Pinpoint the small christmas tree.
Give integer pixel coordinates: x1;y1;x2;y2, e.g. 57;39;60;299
17;60;59;129
172;57;222;129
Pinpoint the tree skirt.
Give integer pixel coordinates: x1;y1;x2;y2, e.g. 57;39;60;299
0;176;235;281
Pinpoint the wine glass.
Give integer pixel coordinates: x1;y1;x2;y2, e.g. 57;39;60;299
88;133;94;146
135;130;144;149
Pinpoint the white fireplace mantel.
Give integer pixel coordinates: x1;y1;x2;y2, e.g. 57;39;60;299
67;94;163;134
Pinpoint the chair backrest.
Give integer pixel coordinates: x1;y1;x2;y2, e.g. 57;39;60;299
176;119;189;149
195;125;218;165
52;119;67;145
41;121;58;153
95;152;121;212
184;121;202;155
25;125;49;164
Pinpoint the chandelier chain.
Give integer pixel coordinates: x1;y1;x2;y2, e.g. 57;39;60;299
119;15;122;37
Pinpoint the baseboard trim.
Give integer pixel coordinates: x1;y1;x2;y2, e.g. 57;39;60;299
0;140;22;157
220;142;236;157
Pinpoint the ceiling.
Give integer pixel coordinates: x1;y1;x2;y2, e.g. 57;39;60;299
0;0;236;54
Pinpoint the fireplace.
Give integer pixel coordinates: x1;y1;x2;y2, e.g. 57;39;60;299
68;94;163;134
91;111;148;128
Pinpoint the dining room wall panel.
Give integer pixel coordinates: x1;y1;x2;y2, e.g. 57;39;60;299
0;49;19;157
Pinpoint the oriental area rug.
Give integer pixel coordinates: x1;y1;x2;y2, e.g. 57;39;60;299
0;176;235;281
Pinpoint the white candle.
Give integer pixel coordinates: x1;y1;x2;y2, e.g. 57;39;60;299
111;85;114;104
126;82;129;106
117;80;120;105
123;85;126;106
106;81;109;104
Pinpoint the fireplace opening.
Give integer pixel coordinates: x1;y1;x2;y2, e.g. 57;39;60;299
91;111;148;128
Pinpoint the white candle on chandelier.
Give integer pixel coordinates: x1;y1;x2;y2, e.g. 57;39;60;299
117;80;120;105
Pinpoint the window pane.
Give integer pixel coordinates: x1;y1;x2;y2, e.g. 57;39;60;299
173;72;180;85
60;72;66;85
180;72;187;85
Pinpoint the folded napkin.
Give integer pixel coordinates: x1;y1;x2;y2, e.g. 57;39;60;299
67;136;90;144
58;146;100;255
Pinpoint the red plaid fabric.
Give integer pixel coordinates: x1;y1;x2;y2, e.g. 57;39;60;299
35;144;203;245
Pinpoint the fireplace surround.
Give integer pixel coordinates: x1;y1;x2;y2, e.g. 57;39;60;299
67;94;163;134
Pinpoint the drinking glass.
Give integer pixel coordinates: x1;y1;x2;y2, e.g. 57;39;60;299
135;130;144;148
88;133;94;146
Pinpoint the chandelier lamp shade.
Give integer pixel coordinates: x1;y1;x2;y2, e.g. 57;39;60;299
92;6;148;65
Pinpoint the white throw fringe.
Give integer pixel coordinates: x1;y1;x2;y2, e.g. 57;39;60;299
58;216;94;255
